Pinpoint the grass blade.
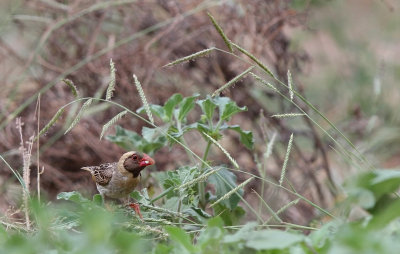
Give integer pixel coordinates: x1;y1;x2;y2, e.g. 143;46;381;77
264;132;277;160
212;66;254;97
233;42;275;78
163;48;215;67
272;113;305;118
35;107;65;141
64;98;93;134
250;72;278;92
279;133;294;186
133;74;153;125
207;12;233;52
106;59;116;100
210;177;254;207
62;79;79;98
203;132;239;168
176;166;222;190
100;110;127;139
287;69;293;101
252;190;282;223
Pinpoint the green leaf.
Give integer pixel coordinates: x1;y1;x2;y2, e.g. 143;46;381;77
165;226;197;253
164;94;183;121
137;104;166;122
197;96;217;121
92;194;103;205
107;125;166;154
0;224;6;244
220;124;254;149
154;243;174;254
130;190;144;201
106;125;141;151
347;187;376;209
167;125;180;136
198;226;223;249
207;216;225;228
214;97;247;121
187;122;213;136
245;229;304;250
142;126;166;143
183;122;205;134
350;169;400;202
164;166;199;188
131;190;151;205
182;207;212;222
111;231;143;253
370;169;400;185
57;191;90;204
197;216;224;245
212;204;245;226
162;166;200;205
223;221;258;243
367;199;400;229
208;168;241;210
181;207;212;223
308;220;342;249
196;217;226;253
163;196;181;212
178;94;199;121
143;143;166;154
328;222;400;253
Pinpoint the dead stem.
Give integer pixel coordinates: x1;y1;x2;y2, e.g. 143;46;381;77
16;118;33;230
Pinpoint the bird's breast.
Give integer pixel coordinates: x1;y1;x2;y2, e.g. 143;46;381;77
97;171;140;199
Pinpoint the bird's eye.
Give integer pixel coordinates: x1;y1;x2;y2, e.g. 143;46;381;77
132;155;138;160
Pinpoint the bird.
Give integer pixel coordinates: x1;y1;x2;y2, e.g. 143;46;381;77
82;151;155;218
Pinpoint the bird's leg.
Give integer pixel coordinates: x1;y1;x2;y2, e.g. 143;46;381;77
129;203;143;219
122;197;143;219
101;194;114;211
100;193;105;205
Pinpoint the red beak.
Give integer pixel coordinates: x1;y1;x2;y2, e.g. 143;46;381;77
139;153;155;167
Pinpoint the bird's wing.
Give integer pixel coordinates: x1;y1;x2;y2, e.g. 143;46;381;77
82;162;115;186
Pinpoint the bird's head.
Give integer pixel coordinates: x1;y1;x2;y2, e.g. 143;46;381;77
118;151;155;177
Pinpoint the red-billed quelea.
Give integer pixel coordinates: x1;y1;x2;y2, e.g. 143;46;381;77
82;151;155;218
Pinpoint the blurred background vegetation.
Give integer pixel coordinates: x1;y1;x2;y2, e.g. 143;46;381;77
0;0;399;252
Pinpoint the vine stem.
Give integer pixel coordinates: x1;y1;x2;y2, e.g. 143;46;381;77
176;117;196;164
199;141;212;208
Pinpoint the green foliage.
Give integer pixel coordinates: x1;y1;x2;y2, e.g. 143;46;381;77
208;168;241;210
158;217;308;253
1;196;150;254
57;190;92;205
105;93;253;223
106;125;166;154
345;169;400;229
165;226;198;253
219;124;253;150
212;205;245;227
154;165;208;221
244;229;304;250
133;93;253;150
12;192;400;254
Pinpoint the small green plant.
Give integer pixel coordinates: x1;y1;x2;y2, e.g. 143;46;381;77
103;92;254;225
108;93;254;210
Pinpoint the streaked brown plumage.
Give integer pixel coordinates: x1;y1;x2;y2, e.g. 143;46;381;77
82;151;155;199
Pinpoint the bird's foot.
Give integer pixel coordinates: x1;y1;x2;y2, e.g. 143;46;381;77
128;203;143;219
